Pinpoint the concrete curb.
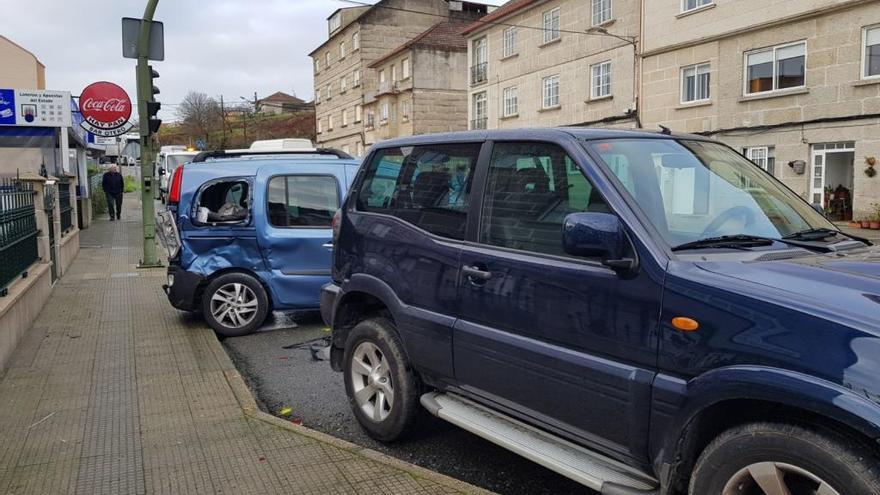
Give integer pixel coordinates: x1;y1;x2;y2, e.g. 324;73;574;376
206;331;493;495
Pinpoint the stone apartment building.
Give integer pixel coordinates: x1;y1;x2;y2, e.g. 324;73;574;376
310;0;489;156
640;0;880;220
363;21;472;145
462;0;641;131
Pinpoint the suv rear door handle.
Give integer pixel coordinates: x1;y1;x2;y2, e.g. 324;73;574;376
462;265;492;281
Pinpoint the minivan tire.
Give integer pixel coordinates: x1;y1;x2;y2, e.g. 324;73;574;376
343;317;421;442
690;421;880;495
201;272;268;337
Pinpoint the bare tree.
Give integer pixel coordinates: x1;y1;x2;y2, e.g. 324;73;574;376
176;91;222;145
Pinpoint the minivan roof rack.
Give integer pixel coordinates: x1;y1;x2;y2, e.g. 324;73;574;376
192;148;354;162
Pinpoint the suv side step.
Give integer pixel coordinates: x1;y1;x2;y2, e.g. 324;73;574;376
420;392;659;494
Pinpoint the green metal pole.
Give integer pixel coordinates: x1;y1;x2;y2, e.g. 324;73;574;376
137;0;162;268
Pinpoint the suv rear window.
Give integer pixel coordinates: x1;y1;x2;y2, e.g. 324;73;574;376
356;143;481;240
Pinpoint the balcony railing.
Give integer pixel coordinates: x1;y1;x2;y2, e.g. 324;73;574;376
377;81;399;95
471;117;488;130
470;63;488;86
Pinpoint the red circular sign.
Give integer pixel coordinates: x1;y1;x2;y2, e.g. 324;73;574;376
79;82;131;130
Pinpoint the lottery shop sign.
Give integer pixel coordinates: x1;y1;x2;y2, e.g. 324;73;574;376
79;82;134;137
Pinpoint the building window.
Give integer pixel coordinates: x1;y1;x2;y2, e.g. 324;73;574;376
328;114;334;130
743;146;775;175
682;63;711;103
503;86;518;117
342;109;349;127
745;41;806;95
317;119;323;133
329;13;341;33
402;58;410;79
863;25;880;79
503;27;517;58
315;59;321;73
542;75;560;108
340;76;348;93
391;64;397;82
592;0;612;26
340;41;347;59
380;103;389;122
379;70;386;84
324;85;331;101
353;70;361;87
325;51;331;67
472;92;487;130
353;32;360;51
366;111;375;128
591;62;612;99
355;104;362;122
356;141;364;157
542;8;561;44
342;145;351;155
315;89;321;104
682;0;713;13
471;37;488;85
402;101;411;120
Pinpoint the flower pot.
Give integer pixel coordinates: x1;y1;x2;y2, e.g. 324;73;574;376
849;221;862;229
861;220;872;228
871;221;880;230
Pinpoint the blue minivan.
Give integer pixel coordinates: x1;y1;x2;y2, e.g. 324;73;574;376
159;149;360;336
322;129;880;495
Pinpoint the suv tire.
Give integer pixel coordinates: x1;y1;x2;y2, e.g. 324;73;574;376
690;421;880;495
201;273;268;337
343;317;421;442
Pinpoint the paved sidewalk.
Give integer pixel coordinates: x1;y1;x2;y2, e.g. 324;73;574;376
0;192;484;494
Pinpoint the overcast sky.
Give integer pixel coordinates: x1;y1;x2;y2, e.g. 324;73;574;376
4;0;505;122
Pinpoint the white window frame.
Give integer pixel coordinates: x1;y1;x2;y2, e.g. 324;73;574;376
681;0;713;13
342;144;351;155
353;32;360;51
329;13;341;33
340;76;348;93
356;141;364;157
324;84;332;100
342;108;349;127
391;64;397;82
325;51;331;67
681;63;711;103
379;70;386;84
340;41;347;59
402;100;411;120
402;58;410;79
744;146;771;170
542;75;560;108
862;24;880;80
315;59;321;73
328;114;334;130
472;91;487;129
317;118;323;133
743;40;807;96
591;0;612;27
502;27;517;58
542;8;561;44
380;102;389;122
502;86;518;117
591;61;612;99
315;89;321;104
353;70;361;87
355;104;362;123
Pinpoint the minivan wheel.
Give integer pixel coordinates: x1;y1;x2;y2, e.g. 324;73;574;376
690;422;880;495
201;273;268;337
343;317;421;442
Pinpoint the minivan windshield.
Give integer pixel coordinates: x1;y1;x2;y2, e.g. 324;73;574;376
586;139;835;248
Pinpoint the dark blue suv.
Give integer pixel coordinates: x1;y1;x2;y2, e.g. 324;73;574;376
321;129;880;495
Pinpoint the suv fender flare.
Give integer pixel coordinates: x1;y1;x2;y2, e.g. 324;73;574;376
331;274;408;347
651;365;880;480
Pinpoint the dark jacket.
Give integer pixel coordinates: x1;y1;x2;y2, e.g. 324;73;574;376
102;171;124;195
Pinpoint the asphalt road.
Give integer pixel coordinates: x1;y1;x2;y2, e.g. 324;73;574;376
222;311;593;495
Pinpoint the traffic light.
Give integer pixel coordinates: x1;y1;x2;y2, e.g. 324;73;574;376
147;65;161;135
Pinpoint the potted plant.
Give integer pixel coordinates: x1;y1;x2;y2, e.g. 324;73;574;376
872;203;880;230
849;219;862;229
861;218;872;229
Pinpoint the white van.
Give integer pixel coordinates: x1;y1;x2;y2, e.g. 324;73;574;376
157;151;199;202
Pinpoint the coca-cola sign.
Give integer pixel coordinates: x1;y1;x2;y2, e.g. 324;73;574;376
79;81;133;137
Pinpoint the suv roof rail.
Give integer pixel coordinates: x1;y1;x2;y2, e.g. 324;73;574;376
192;148;354;162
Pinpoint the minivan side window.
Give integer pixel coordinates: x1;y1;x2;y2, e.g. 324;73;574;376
267;175;339;227
356;143;481;240
194;179;250;225
480;142;610;257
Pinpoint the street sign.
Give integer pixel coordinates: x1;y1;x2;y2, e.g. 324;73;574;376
196;139;206;150
0;89;72;127
94;136;117;145
122;17;165;61
79;82;134;137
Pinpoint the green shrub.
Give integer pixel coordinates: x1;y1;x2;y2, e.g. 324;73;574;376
123;175;139;193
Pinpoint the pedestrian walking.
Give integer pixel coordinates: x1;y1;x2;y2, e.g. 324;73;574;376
102;165;124;221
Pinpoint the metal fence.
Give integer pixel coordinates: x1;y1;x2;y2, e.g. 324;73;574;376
58;176;73;234
0;178;39;295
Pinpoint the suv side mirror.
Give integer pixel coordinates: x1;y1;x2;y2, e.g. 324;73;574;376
563;212;636;273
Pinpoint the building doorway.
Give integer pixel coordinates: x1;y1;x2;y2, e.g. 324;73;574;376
811;142;855;221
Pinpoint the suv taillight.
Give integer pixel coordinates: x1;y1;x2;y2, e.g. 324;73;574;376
331;209;342;243
168;165;184;204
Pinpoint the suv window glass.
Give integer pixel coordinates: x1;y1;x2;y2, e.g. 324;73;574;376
267;175;339;227
196;180;250;225
480;142;610;256
356;143;481;240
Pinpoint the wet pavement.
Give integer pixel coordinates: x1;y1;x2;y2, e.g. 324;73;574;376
222;312;592;495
